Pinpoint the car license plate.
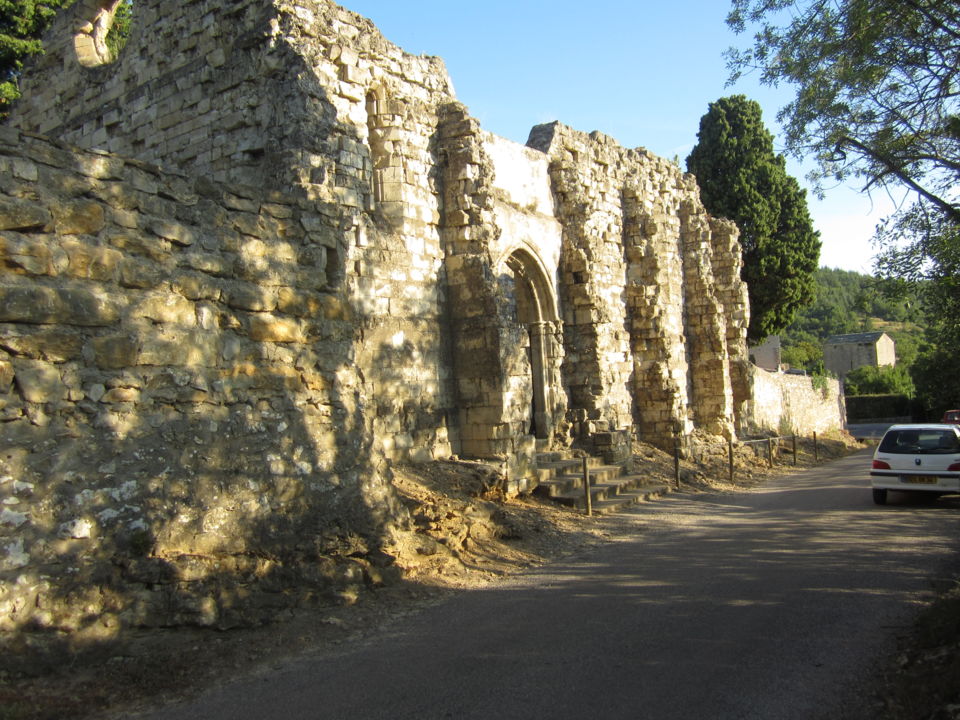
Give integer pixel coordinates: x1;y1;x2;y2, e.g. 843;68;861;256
903;475;937;484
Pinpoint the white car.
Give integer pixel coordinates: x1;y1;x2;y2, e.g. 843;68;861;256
871;424;960;505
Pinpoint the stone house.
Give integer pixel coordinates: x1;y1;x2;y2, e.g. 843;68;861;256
749;336;781;372
0;0;843;637
823;332;896;379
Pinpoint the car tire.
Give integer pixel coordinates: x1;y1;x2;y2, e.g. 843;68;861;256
872;488;888;505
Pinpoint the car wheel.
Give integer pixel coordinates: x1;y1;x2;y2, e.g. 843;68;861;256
872;488;888;505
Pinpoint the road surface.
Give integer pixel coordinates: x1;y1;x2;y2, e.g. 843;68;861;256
139;450;960;720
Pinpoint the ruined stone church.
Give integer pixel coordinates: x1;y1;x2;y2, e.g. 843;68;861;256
0;0;841;634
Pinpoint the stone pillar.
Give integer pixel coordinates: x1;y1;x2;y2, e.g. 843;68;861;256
437;103;535;489
529;123;634;442
622;186;693;449
680;200;735;439
709;217;751;434
529;321;552;438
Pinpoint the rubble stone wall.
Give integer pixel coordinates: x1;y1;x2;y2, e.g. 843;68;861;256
528;123;750;448
747;367;845;436
0;127;420;641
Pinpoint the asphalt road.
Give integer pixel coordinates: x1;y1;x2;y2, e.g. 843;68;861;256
141;449;960;720
846;423;894;441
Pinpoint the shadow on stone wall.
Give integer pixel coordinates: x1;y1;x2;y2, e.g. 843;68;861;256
0;129;416;673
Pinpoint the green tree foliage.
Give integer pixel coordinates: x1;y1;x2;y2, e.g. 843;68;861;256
843;364;915;397
726;0;960;220
105;0;131;58
0;1;71;116
874;207;960;416
726;0;960;416
780;335;823;372
787;267;916;339
0;0;132;120
686;95;821;342
779;267;923;374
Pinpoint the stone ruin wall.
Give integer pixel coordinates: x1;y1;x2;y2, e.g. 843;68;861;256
0;0;785;644
527;124;751;449
748;367;846;436
0;126;412;642
12;0;464;467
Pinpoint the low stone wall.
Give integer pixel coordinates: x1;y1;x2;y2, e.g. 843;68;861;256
747;366;846;436
0;128;409;647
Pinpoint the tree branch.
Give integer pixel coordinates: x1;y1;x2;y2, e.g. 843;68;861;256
838;134;960;220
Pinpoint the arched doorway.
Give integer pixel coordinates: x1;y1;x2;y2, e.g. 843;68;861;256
500;248;560;440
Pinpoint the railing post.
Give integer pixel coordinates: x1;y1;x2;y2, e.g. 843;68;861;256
673;438;681;490
728;436;734;484
792;434;797;466
813;431;819;461
767;437;774;468
582;456;592;517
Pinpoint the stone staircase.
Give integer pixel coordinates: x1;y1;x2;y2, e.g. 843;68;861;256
532;449;671;514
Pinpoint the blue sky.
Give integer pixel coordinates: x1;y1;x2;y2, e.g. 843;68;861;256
344;0;900;274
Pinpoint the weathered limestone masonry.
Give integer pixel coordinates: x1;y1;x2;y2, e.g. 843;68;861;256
527;124;751;450
0;0;822;646
749;367;845;436
0;127;405;645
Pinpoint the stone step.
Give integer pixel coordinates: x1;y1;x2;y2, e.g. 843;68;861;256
546;474;670;514
535;452;604;466
534;456;604;483
535;463;623;493
582;482;671;515
533;445;671;514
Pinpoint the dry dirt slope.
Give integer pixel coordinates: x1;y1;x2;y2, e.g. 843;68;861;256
1;432;958;719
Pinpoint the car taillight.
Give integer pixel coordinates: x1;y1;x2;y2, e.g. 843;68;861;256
949;462;960;471
873;460;891;470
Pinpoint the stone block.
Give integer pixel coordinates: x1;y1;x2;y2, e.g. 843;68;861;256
0;286;118;326
276;287;325;317
62;239;122;281
0;360;13;393
132;293;197;326
14;360;65;403
173;273;220;301
147;218;196;246
0;197;51;231
92;335;139;369
1;233;64;276
222;282;277;312
247;314;307;343
138;328;220;367
54;200;106;236
107;230;171;261
119;258;165;289
1;330;83;362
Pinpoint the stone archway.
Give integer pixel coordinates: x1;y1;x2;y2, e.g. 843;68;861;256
501;248;560;440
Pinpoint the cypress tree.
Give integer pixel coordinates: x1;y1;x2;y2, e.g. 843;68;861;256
686;95;820;342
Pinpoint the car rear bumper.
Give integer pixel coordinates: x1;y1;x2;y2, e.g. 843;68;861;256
871;471;960;492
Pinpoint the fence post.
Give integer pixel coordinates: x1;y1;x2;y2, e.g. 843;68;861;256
673;439;681;490
767;437;774;468
582;456;592;517
728;436;734;484
792;434;797;466
813;431;819;461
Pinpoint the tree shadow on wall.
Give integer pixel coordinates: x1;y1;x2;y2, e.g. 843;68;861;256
0;138;415;680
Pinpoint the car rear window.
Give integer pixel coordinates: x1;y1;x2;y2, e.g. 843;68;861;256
879;429;960;454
